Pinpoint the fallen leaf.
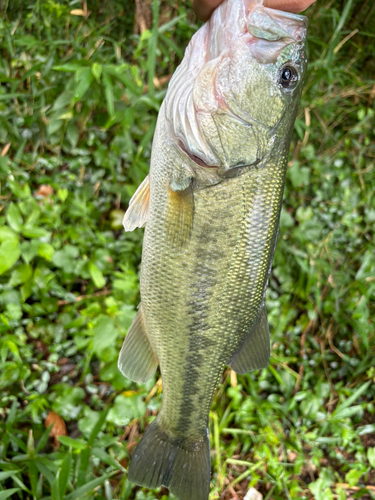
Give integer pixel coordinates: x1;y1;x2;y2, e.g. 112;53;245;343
70;9;86;16
1;143;10;157
36;185;54;199
45;411;67;448
244;487;263;500
122;390;137;397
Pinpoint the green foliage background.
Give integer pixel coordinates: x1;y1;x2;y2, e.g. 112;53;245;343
0;0;374;499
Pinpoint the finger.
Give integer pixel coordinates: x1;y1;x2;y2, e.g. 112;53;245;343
192;0;316;21
192;0;222;21
264;0;316;13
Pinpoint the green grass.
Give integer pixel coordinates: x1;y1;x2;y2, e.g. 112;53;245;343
0;1;374;499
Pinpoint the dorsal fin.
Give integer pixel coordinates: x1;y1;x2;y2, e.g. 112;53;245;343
123;175;150;232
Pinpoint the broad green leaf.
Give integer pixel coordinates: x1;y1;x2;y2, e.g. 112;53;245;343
330;405;362;421
52;245;79;273
47;118;64;135
73;67;94;103
87;407;109;447
9;264;33;286
58;188;68;201
20;280;33;301
89;262;105;289
110;209;125;230
308;475;334;500
22;225;49;238
52;91;74;110
107;394;146;427
6;203;23;232
368;448;375;468
358;424;375;436
0;239;21;276
4;340;21;361
8;180;31;199
345;468;363;487
57;111;73;120
92;62;102;81
92;316;118;354
66;122;79;148
288;160;310;188
103;72;115;118
38;242;55;261
0;227;18;242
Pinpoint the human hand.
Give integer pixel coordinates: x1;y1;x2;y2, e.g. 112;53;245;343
192;0;316;21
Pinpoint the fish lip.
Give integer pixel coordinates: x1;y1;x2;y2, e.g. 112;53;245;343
246;4;308;51
268;9;309;29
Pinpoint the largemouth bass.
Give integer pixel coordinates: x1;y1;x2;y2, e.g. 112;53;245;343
119;0;308;498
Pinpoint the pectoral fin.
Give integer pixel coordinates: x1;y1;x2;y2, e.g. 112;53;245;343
229;305;270;374
166;181;194;248
118;304;158;383
123;175;150;231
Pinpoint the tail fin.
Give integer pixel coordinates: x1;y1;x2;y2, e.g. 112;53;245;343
128;416;211;500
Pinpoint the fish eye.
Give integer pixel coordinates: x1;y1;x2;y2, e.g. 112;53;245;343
279;64;298;89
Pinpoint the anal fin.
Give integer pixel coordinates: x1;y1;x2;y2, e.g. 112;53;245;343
123;175;150;231
229;305;270;374
166;181;194;248
118;304;158;383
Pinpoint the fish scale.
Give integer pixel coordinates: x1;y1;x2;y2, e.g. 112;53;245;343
119;0;308;498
